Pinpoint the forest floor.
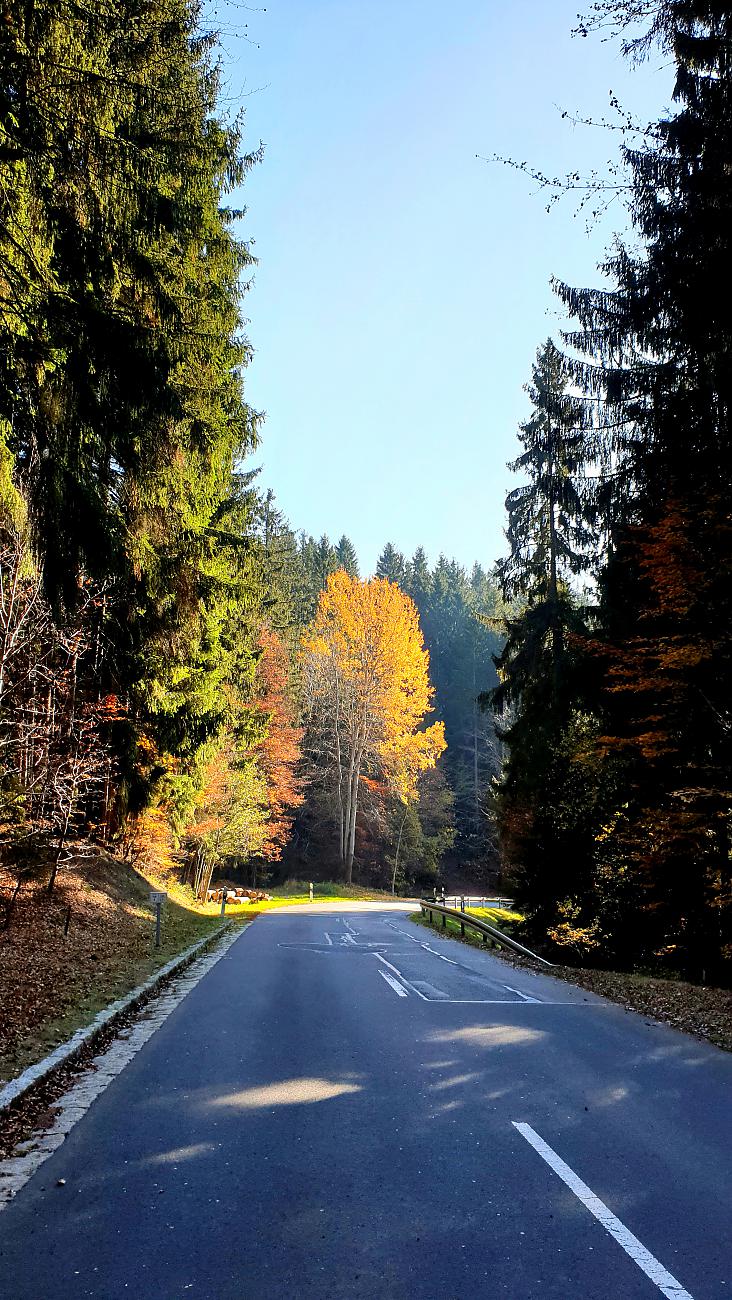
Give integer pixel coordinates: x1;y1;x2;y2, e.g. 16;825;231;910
412;912;732;1054
0;851;232;1084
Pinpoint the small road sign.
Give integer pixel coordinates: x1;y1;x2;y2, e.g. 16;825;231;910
149;890;167;904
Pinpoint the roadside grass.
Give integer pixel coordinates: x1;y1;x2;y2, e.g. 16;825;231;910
465;906;523;927
0;854;244;1083
410;908;522;952
226;879;402;914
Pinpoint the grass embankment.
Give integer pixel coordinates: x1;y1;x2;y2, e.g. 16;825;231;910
0;854;237;1084
411;908;732;1053
236;880;400;914
412;907;523;949
0;869;399;1083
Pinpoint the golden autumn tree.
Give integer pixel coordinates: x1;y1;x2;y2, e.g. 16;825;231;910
301;572;445;882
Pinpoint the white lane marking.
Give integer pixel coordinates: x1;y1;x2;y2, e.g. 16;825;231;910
420;943;458;965
372;952;428;1000
323;932;333;945
373;952;406;977
386;924;422;945
378;970;409;997
424;999;559;1004
504;984;541;1004
343;919;356;934
512;1123;694;1300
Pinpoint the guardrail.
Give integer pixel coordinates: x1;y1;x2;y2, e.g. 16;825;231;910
441;895;514;910
419;900;553;967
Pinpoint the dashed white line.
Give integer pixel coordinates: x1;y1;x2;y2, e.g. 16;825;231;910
323;932;333;945
512;1123;694;1300
378;970;409;997
420;943;457;965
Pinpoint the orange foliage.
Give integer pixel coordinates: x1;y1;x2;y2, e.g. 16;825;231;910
252;628;304;861
131;806;177;877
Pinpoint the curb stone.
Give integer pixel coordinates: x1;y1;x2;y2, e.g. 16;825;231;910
0;925;245;1208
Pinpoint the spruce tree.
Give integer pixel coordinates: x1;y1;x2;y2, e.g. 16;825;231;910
556;1;732;974
335;535;359;577
491;340;595;925
376;542;406;585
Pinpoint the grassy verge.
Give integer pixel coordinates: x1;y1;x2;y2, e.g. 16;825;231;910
411;908;522;950
239;879;401;913
0;853;245;1083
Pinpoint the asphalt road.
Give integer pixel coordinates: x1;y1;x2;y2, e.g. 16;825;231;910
1;904;731;1299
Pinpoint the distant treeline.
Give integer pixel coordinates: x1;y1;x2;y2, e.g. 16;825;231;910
254;495;507;884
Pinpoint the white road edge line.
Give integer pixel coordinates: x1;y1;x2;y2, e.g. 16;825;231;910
512;1123;694;1300
372;952;428;1000
378;969;409;997
421;943;458;965
504;984;541;1004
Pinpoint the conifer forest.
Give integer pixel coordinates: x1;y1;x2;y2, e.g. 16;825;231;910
1;0;732;996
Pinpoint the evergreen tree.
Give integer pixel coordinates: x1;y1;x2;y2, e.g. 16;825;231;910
555;1;732;974
335;535;359;577
491;341;595;926
0;1;265;846
404;547;431;609
376;542;406;585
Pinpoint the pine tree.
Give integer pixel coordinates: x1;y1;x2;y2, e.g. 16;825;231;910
0;1;265;850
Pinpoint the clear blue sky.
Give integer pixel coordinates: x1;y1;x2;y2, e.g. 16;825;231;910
211;0;672;576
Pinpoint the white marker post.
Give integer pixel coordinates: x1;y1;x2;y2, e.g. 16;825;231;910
309;881;313;902
149;890;167;948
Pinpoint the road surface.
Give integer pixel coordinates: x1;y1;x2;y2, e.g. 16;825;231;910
0;904;730;1299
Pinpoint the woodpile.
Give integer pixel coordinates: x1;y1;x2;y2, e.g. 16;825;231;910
205;887;271;904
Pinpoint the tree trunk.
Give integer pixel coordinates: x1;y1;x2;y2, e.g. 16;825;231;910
391;804;408;895
48;800;73;894
345;754;361;883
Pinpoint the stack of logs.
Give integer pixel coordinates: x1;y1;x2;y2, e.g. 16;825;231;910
205;887;271;904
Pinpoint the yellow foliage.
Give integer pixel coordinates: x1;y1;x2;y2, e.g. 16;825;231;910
301;572;446;796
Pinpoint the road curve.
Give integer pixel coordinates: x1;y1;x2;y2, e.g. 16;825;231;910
0;905;730;1299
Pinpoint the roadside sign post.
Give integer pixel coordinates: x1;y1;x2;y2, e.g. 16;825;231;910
220;888;228;918
149;890;167;948
309;881;313;902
